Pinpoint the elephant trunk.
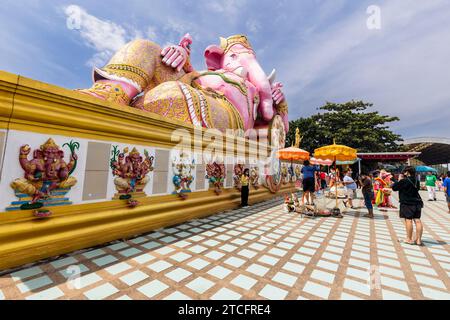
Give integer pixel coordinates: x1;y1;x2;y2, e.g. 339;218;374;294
246;59;274;122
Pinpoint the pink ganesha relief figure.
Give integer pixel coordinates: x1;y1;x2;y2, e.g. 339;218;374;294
11;139;78;203
78;34;289;146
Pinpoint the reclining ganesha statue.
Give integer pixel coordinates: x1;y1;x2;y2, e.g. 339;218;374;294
78;34;289;147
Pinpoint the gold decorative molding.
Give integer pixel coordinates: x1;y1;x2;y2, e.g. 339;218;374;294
0;71;18;129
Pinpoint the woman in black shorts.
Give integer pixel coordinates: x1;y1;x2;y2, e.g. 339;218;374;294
392;166;424;246
301;160;320;205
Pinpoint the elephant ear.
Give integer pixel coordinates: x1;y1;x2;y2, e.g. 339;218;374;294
204;45;224;71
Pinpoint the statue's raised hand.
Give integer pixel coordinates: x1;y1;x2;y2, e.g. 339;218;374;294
20;145;31;156
271;82;285;105
161;33;193;72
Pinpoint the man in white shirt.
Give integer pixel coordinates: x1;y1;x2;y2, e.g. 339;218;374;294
343;171;357;209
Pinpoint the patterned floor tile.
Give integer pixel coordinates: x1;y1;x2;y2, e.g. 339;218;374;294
246;264;270;277
1;191;449;300
382;289;411;300
343;279;370;296
138;280;169;298
147;261;172;273
186;277;215;294
259;284;288;300
303;281;331;299
208;266;232;279
231;275;258;290
166;268;192;282
187;258;210;270
224;257;246;268
84;283;119;300
10;266;43;281
17;275;53;293
421;286;450;300
273;272;298;287
211;288;242;300
26;287;64;300
105;262;133;275
311;270;335;284
93;255;118;267
163;291;192;300
120;271;149;286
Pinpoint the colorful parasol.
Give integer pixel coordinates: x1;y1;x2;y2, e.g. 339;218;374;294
314;140;357;213
276;146;310;162
314;140;357;162
310;157;333;166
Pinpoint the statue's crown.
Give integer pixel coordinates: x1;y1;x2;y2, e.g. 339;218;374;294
129;147;140;156
220;35;253;53
40;138;59;151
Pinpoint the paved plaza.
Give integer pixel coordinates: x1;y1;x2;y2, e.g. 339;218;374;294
0;191;449;300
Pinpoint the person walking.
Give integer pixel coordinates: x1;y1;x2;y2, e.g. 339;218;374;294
342;171;357;209
360;172;374;218
392;166;424;246
443;171;450;214
301;160;320;205
240;168;250;207
425;171;437;201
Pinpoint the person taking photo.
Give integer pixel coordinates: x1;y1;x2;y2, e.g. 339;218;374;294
392;166;424;246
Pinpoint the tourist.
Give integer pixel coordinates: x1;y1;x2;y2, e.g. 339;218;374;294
443;171;450;213
329;168;337;189
240;168;250;207
360;173;374;218
392;166;424;246
320;171;327;190
342;171;357;209
425;171;437;201
437;174;444;191
301;160;320;205
314;171;321;192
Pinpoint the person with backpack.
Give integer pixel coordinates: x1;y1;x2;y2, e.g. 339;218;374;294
392;166;424;246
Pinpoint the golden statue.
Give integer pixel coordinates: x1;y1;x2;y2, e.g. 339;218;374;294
294;128;303;148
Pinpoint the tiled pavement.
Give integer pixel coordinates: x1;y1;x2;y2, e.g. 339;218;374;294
0;191;449;300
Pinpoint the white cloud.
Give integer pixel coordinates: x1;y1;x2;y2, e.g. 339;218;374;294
246;19;261;33
64;4;147;67
146;26;158;42
204;0;248;19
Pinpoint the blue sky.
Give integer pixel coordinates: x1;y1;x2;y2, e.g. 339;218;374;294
1;0;449;139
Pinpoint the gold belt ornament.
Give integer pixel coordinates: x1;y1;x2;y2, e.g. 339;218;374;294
103;64;152;91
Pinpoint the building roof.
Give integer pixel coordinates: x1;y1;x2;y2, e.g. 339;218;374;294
403;137;450;165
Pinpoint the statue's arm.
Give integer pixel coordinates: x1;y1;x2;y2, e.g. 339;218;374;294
161;33;194;72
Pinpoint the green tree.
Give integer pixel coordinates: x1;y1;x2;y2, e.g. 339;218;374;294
286;100;403;153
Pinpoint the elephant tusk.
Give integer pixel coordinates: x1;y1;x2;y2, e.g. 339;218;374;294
268;69;276;84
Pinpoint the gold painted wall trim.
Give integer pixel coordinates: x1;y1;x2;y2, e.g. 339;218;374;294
0;71;18;129
0;70;266;156
0;185;295;271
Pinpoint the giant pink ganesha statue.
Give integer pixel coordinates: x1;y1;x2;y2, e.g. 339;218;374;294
78;34;288;146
